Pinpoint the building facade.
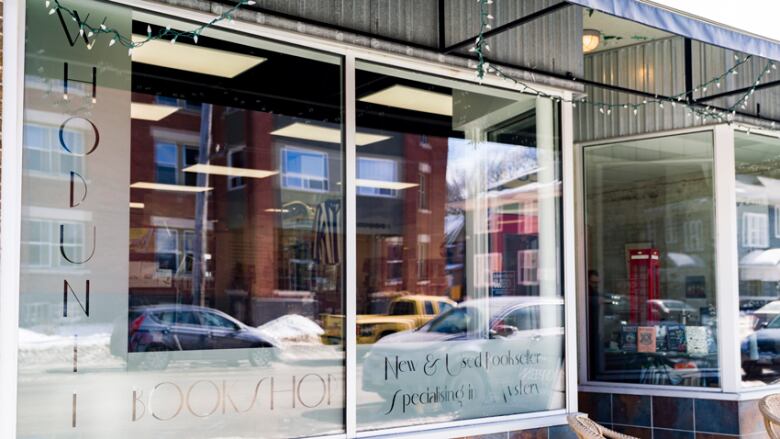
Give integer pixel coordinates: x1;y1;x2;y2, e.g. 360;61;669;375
3;1;780;439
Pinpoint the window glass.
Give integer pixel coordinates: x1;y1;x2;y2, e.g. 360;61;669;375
734;131;780;387
201;312;239;330
357;157;398;197
18;4;344;438
282;147;329;192
155;142;178;184
355;62;564;431
584;131;718;387
428;307;474;334
388;301;414;315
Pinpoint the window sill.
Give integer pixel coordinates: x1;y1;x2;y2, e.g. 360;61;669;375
355;410;569;438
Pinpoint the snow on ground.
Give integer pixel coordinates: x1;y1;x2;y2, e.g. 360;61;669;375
16;316;337;368
256;314;324;346
17;324;115;369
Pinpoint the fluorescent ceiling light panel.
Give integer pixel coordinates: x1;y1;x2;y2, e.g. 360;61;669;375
359;85;453;116
264;208;290;213
356;179;418;190
131;102;179;121
129;202;145;209
270;123;390;146
183;164;278;179
130;182;212;192
131;35;265;78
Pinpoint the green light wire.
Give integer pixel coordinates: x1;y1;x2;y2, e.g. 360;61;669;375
473;0;778;126
48;0;254;55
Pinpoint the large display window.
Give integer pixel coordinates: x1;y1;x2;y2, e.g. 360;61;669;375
734;131;780;387
352;63;566;430
12;0;571;437
19;3;344;438
583;131;719;387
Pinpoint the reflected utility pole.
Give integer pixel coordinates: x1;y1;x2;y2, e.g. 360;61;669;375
193;103;212;307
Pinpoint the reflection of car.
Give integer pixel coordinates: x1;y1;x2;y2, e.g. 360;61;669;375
321;295;456;344
648;299;698;323
740;296;778;313
111;304;278;369
742;314;780;379
752;301;780;329
361;296;565;395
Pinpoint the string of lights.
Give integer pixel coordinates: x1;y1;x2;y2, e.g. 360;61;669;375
47;0;254;55
472;0;778;129
48;0;779;132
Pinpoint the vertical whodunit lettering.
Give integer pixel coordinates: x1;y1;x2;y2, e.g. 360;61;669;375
62;279;90;317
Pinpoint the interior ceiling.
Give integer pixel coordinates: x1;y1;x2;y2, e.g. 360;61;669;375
584;10;673;53
735;132;780;165
586;134;713;189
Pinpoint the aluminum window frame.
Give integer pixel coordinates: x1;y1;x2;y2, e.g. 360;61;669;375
575;124;747;398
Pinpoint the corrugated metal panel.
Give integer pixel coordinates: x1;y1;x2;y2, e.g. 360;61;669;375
694;41;780;122
576;37;780;142
245;0;439;47
149;0;584;90
446;0;582;77
575;37;707;142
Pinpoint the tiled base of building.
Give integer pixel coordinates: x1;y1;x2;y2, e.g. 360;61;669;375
577;391;768;439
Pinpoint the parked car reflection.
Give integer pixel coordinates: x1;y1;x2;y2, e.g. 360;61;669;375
742;314;780;380
111;304;279;370
751;300;780;329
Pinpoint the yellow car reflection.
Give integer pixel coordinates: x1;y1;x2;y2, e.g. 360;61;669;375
321;295;456;344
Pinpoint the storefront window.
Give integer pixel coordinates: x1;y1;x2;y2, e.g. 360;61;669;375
353;63;565;431
734;131;780;386
19;2;344;437
584;131;719;387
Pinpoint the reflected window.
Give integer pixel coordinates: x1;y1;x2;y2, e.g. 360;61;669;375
282;147;329;192
743;213;769;248
154;229;179;273
155;142;178;184
357;157;398;197
227;147;246;190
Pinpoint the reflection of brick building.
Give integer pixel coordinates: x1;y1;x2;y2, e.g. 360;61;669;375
129;95;341;325
355;134;449;314
401;134;448;296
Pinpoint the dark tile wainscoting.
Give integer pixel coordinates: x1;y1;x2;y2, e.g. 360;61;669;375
577;391;768;439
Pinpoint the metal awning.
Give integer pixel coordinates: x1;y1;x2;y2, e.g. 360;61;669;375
567;0;780;61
